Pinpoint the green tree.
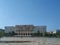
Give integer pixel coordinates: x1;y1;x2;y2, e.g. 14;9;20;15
0;32;5;37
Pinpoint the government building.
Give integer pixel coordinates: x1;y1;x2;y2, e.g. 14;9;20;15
5;25;47;36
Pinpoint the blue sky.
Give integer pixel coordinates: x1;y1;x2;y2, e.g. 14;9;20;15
0;0;60;31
